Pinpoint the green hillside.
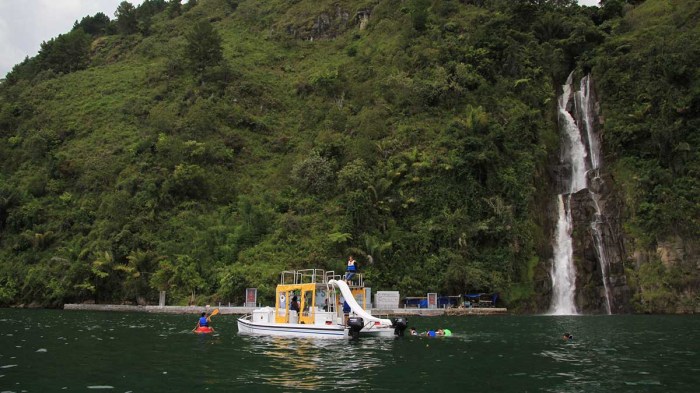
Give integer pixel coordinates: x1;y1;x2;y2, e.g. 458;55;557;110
0;0;697;312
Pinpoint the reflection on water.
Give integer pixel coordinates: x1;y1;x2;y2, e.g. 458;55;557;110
243;336;390;391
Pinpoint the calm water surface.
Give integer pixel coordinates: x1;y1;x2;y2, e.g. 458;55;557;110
0;309;698;392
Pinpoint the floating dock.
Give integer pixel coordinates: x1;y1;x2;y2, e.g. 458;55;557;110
64;304;507;316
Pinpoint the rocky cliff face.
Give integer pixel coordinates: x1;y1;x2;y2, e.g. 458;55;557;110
278;6;371;41
569;177;631;314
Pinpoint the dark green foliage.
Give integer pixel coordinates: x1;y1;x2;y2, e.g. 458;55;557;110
73;13;112;36
594;0;700;239
115;1;138;35
291;151;336;197
184;21;223;74
0;0;695;312
167;0;182;18
411;0;430;31
36;30;92;75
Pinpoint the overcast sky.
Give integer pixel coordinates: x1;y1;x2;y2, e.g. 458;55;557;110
0;0;144;78
0;0;600;79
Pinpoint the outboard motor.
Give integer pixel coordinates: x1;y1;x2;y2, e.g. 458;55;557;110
391;317;408;337
347;317;364;339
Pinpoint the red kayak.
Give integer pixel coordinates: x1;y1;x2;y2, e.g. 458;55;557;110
194;326;214;334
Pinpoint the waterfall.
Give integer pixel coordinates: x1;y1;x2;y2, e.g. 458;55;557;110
576;75;613;314
559;73;588;194
549;72;583;315
550;72;614;315
550;195;578;315
590;194;613;314
576;76;600;170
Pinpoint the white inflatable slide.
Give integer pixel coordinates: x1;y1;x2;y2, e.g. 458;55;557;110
328;279;392;326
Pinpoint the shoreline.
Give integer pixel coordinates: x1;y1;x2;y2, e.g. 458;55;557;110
63;304;508;316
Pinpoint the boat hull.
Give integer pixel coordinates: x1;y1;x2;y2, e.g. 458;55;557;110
237;316;349;339
359;326;396;337
194;326;214;334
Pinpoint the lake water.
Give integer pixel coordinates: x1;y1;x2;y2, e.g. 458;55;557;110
1;309;698;392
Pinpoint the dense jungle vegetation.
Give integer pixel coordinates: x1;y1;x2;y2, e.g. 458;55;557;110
0;0;697;311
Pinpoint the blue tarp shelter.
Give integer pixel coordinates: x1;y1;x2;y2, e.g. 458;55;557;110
463;293;498;307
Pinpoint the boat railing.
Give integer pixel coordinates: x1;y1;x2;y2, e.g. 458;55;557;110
279;269;366;287
296;269;326;284
280;270;297;285
323;271;364;288
325;270;342;283
347;273;364;288
281;269;334;285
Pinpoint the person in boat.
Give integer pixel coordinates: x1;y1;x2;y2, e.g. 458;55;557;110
345;255;357;281
196;312;210;328
563;333;573;341
341;297;351;324
290;296;300;314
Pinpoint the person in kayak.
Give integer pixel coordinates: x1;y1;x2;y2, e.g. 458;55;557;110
197;312;210;328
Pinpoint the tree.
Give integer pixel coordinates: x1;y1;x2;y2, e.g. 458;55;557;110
73;12;111;36
185;20;223;74
37;29;92;74
167;0;182;18
149;255;206;303
411;0;430;32
291;151;335;196
115;1;138;35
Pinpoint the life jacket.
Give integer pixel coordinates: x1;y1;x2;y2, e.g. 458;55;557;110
199;316;209;327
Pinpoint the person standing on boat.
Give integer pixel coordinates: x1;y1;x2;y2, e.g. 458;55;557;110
345;255;357;281
290;296;300;314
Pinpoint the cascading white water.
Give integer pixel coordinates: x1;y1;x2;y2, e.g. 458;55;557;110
590;194;613;314
549;72;585;315
550;195;578;315
560;74;588;194
577;76;600;170
576;75;613;314
550;72;613;315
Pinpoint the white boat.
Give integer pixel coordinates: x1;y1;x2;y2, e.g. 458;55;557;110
237;269;407;339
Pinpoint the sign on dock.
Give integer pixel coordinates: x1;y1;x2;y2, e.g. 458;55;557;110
245;288;257;307
375;291;400;309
